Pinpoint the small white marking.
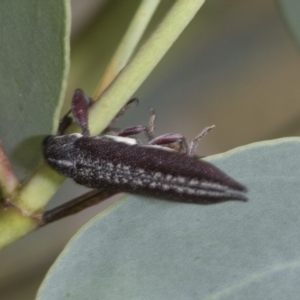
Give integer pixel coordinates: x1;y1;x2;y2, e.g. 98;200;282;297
200;181;226;191
68;133;83;138
166;174;173;181
50;159;73;167
133;179;143;186
104;135;138;145
185;187;196;195
142;145;175;152
54;133;82;140
142;178;151;184
189;179;199;186
177;176;185;184
162;184;170;190
196;189;209;196
136;168;145;174
106;162;114;168
149;182;156;188
175;187;184;193
154;172;162;178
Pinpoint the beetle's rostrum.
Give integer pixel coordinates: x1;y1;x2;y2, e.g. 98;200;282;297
43;89;247;204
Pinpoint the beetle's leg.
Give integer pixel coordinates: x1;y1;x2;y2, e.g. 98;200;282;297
188;125;215;156
103;98;139;135
148;133;189;153
57;110;72;135
116;106;156;139
146;107;156;140
111;98;139;126
117;125;148;137
148;125;215;156
71;89;91;136
57;89;93;135
146;109;192;153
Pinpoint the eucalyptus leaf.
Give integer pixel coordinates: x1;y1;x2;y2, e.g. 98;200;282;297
277;0;300;49
37;138;300;300
0;0;70;181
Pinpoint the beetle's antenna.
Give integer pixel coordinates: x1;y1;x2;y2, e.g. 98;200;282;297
71;89;90;136
189;125;215;156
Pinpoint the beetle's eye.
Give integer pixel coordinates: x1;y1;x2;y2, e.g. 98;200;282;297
43;135;54;147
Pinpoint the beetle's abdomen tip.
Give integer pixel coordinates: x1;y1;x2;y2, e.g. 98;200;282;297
223;186;248;202
235;194;248;202
229;187;248;202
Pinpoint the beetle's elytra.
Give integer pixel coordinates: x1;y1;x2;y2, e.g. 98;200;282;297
43;89;247;204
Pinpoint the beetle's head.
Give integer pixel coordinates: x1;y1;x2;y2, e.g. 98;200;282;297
43;134;82;177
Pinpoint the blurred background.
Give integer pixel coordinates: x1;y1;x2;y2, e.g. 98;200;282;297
2;0;300;299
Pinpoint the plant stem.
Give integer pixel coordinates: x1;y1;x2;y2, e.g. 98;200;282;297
88;0;206;136
93;0;161;100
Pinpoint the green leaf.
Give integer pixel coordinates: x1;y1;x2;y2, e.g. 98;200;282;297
37;138;300;299
0;0;70;181
277;0;300;48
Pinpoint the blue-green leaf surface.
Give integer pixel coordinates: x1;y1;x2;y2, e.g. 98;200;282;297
0;0;70;181
37;138;300;300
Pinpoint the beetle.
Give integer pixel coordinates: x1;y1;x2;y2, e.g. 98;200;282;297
43;89;247;204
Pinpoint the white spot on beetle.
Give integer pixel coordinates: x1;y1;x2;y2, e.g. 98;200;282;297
56;133;82;139
175;176;185;184
166;174;173;181
200;181;226;191
175;187;184;193
149;182;156;188
162;184;170;190
185;187;196;195
143;145;175;152
133;179;143;186
154;172;162;178
189;179;199;186
50;159;73;167
104;135;138;145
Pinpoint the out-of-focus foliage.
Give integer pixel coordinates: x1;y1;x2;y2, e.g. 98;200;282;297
0;0;70;181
